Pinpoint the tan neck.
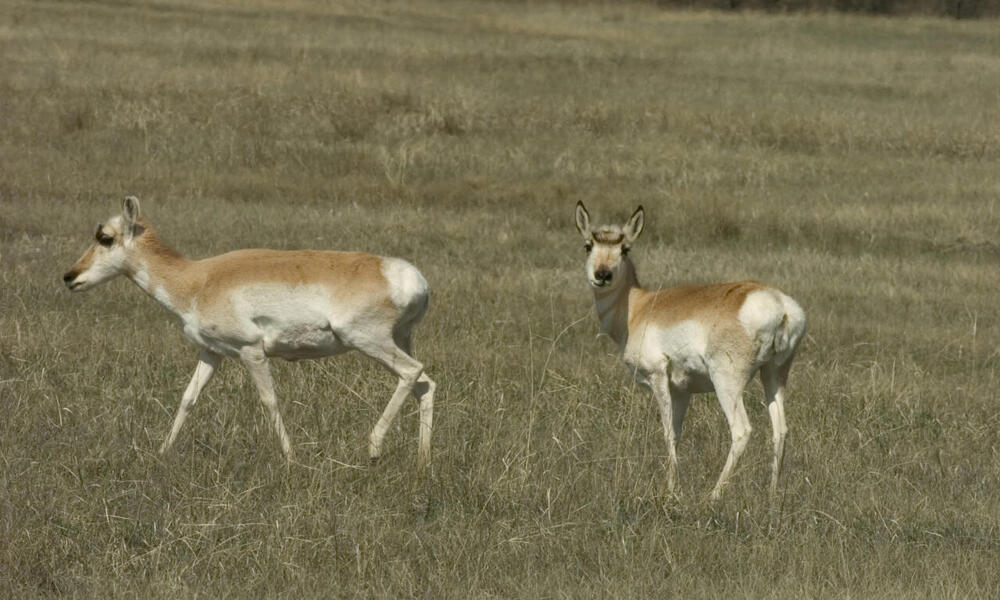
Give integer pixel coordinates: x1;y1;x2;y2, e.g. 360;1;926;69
124;224;195;314
592;258;641;350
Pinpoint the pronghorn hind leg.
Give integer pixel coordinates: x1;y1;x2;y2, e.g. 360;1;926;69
412;373;435;472
393;327;414;356
160;351;222;455
668;385;692;494
241;350;294;460
670;387;692;445
390;326;435;469
761;359;793;500
709;372;752;502
356;337;433;470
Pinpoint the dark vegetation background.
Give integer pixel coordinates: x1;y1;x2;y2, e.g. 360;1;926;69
1;0;998;597
653;0;997;18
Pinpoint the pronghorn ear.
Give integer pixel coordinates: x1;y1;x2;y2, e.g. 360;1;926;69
575;201;592;238
122;196;141;240
624;205;644;242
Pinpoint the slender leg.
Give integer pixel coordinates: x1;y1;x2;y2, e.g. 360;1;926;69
390;324;412;431
670;386;692;445
241;350;294;460
649;372;679;494
356;338;431;470
160;351;222;454
401;327;436;472
761;360;792;500
393;328;414;356
709;372;752;502
413;373;436;472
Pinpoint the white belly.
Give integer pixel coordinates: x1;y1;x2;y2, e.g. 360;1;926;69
180;284;366;360
262;324;346;360
240;285;349;360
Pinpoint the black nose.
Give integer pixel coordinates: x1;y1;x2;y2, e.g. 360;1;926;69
63;272;75;283
595;268;613;284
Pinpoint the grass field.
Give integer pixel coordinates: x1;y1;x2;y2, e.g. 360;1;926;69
2;0;999;597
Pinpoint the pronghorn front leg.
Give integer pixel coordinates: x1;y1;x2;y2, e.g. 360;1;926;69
241;350;294;460
709;373;753;501
649;371;680;494
160;351;222;455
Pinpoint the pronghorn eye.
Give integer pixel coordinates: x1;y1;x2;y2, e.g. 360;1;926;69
621;246;630;256
584;242;593;253
96;232;114;247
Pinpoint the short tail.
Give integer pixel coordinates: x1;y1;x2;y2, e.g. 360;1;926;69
773;294;807;365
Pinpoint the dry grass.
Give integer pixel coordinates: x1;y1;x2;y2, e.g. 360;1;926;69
2;0;999;597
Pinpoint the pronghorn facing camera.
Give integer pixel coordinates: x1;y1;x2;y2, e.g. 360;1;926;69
574;202;806;501
63;196;435;469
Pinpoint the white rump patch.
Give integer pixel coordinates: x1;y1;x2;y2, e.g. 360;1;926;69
737;290;785;337
738;289;805;364
381;257;429;310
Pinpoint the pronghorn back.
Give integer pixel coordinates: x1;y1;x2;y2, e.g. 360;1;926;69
632;280;768;329
192;250;409;306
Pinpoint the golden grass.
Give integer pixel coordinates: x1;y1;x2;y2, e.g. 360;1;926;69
1;0;999;597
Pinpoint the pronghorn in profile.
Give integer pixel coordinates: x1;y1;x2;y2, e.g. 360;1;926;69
63;196;435;469
574;202;806;500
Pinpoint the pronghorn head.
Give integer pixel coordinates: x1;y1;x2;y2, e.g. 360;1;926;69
574;201;644;290
63;196;144;292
